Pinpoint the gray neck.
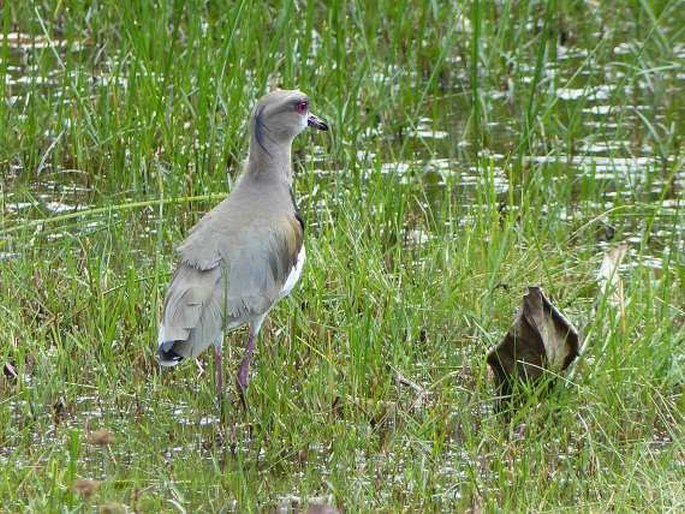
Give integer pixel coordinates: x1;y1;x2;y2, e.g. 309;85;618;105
246;133;294;185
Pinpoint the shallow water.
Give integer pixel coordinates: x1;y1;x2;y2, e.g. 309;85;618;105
3;28;683;256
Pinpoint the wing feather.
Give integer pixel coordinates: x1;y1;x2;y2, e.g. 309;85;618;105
158;264;223;360
157;212;304;363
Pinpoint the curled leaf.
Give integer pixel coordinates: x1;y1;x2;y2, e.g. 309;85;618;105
487;286;580;409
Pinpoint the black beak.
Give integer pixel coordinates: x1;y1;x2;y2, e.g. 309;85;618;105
307;113;329;131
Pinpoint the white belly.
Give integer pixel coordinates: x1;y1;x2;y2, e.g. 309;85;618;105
280;245;306;298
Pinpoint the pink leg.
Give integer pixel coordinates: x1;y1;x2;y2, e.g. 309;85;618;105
236;330;257;406
214;342;224;406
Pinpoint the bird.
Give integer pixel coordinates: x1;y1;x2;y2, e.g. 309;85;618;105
156;89;328;407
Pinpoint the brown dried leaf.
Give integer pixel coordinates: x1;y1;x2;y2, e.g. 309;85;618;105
486;286;580;407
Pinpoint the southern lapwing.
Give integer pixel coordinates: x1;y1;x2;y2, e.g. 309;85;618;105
157;89;328;406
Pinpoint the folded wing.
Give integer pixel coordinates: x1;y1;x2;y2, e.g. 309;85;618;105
157;215;303;365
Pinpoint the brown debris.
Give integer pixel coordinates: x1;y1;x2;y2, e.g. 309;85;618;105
73;478;101;498
88;429;115;446
3;362;18;381
486;286;580;409
53;398;69;424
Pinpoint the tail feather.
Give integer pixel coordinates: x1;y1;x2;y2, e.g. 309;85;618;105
156;263;223;366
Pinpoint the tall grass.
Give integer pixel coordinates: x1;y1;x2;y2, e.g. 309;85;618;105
1;0;684;511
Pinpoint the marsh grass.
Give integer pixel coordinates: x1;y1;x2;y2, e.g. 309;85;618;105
1;0;684;511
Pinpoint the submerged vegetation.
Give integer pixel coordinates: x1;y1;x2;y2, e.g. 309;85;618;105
1;0;683;511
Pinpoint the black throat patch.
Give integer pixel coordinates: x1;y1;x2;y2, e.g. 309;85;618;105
254;105;273;158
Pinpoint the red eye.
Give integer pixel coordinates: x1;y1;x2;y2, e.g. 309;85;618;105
296;100;309;115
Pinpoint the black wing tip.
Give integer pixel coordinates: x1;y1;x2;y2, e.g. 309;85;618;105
157;343;185;367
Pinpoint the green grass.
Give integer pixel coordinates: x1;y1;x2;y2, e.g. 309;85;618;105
1;0;684;511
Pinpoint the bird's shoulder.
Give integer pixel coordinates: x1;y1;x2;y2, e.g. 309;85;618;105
176;181;302;271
